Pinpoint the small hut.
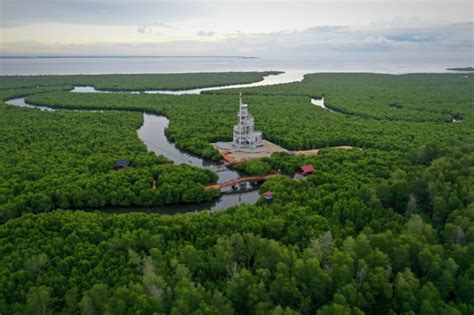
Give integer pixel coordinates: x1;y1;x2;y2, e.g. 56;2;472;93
115;159;131;169
263;191;274;204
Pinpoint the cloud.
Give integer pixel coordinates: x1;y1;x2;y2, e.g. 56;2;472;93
386;34;438;43
137;26;152;34
213;21;473;62
2;21;472;68
137;22;177;34
196;30;215;37
1;1;197;28
152;22;176;29
306;25;347;32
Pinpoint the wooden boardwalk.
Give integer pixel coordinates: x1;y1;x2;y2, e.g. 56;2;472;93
204;174;279;190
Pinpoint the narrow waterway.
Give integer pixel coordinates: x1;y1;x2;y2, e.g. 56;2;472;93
311;97;333;112
71;71;305;95
136;113;243;184
6;97;56;112
5;71;306;213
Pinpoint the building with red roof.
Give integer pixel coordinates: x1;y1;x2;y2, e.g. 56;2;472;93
300;164;315;175
263;191;273;198
263;191;274;203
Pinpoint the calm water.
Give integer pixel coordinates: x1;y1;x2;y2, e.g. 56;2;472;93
137;113;242;184
311;98;334;112
71;70;305;95
98;192;260;215
0;56;452;75
4;97;55;111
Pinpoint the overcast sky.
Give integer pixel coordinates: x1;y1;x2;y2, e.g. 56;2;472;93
1;0;472;64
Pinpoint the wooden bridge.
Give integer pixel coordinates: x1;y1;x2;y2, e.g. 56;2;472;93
204;173;279;190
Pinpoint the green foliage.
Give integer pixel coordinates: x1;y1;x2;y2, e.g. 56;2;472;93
210;73;474;123
236;159;273;176
0;71;278;91
1;201;472;314
0;91;218;222
0;72;473;314
25;74;473;158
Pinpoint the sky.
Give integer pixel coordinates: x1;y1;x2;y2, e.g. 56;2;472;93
0;0;473;65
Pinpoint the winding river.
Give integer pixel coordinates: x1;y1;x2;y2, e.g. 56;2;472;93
5;71;306;213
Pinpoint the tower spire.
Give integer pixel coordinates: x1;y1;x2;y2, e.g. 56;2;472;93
233;94;263;149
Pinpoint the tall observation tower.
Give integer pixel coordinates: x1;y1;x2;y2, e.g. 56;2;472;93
233;94;263;149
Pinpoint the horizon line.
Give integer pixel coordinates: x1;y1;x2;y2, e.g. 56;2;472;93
0;55;260;59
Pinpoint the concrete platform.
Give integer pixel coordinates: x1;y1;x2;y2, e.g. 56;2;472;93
212;140;288;163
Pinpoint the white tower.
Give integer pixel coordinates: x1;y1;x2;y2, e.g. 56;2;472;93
233;94;263;149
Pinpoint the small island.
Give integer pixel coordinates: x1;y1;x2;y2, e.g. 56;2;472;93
446;66;474;72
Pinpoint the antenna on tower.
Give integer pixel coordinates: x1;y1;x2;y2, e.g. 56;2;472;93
239;92;242;105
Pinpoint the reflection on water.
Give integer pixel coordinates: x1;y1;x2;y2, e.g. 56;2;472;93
71;86;105;93
137;113;241;184
145;71;305;94
0;56;453;76
96;190;260;215
311;97;335;112
71;86;140;94
6;97;56;111
71;71;306;95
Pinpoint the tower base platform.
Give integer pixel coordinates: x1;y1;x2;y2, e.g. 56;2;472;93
212;140;288;164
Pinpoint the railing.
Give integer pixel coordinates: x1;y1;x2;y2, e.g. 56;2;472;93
204;174;279;190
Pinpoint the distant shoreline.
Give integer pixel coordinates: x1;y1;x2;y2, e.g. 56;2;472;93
0;56;457;75
0;55;259;59
446;67;474;72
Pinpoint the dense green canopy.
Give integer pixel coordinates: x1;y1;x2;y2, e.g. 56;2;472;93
0;72;473;314
0;72;278;91
0;90;218;223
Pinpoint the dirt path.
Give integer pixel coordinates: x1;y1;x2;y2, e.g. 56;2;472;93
291;146;355;156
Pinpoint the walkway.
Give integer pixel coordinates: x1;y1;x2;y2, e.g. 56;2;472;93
204;173;279;190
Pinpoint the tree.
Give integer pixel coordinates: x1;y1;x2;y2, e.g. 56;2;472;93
294;257;332;312
24;253;50;274
393;269;419;313
269;262;302;308
63;287;80;314
170;278;209;315
226;269;269;314
25;286;52;315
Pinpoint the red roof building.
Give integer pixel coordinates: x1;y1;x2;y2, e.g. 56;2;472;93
300;164;315;175
263;191;274;199
263;191;274;204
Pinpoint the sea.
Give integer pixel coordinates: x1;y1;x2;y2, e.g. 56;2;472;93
0;56;455;75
